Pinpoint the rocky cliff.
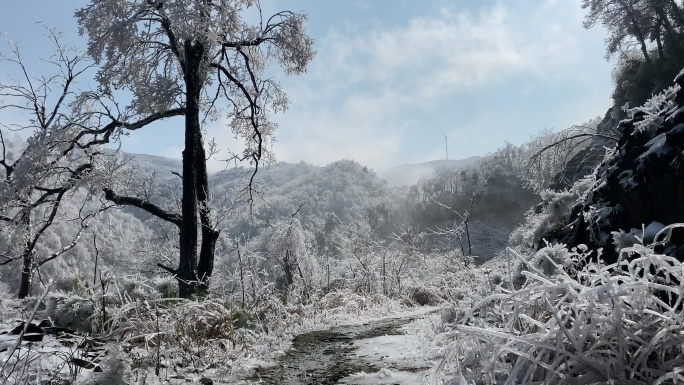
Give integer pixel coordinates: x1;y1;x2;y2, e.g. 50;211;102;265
544;71;684;264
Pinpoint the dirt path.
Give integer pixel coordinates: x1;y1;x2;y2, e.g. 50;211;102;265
249;317;417;385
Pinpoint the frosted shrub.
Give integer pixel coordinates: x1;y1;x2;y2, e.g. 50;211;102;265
528;242;576;277
320;290;367;315
110;298;240;370
151;276;177;298
410;287;442;306
441;306;464;325
510;176;595;251
47;292;97;333
112;275;166;302
436;235;684;384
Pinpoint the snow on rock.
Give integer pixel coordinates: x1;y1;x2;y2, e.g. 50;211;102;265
540;71;684;264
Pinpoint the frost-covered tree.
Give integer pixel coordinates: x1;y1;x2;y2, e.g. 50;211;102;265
257;217;317;302
0;27;188;298
0;31;120;298
583;0;656;63
583;0;684;62
76;0;315;297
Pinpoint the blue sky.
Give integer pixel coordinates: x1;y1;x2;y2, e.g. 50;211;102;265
0;0;614;171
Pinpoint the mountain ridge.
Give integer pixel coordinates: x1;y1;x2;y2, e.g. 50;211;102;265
118;151;483;189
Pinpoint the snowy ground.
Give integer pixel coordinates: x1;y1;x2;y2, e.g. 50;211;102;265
340;312;448;385
246;307;453;385
342;314;441;385
0;253;510;385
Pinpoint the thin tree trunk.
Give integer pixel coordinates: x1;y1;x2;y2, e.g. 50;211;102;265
382;251;386;296
18;249;33;298
326;252;330;293
465;220;472;257
17;211;33;299
636;28;653;65
237;242;245;305
656;28;665;58
283;250;294;288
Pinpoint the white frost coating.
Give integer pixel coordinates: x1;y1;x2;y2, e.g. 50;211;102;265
629;85;680;133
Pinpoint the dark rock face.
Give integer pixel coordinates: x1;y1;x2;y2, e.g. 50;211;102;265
544;72;684;264
550;107;620;191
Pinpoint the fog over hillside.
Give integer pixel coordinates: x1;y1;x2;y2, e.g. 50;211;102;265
378;156;482;187
120;152;483;188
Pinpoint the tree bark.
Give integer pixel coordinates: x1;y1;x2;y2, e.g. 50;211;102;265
196;132;219;291
17;211;34;299
177;39;205;298
283;250;294;288
655;25;665;58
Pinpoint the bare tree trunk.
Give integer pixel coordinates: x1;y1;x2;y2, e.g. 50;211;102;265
18;254;33;298
382;251;387;296
326;252;330;293
636;29;653;65
283;250;294;288
464;219;472;257
656;27;665;58
196;134;219;292
237;242;245;305
194;0;218;294
18;211;33;299
177;40;204;298
628;14;653;65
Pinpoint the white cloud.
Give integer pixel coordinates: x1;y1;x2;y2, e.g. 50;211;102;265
274;90;407;170
271;0;612;169
309;2;593;103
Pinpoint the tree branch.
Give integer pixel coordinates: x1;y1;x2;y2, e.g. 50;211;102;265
156;263;178;276
103;188;183;228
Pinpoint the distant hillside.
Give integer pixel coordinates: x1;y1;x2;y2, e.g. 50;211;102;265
122;153;182;178
378;157;482;187
116;154;392;238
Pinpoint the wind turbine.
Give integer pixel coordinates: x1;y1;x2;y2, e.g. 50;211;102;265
441;130;452;161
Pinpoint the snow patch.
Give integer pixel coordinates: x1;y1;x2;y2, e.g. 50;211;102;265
341;368;428;385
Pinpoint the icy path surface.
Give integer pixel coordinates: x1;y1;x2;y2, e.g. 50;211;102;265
249;309;442;385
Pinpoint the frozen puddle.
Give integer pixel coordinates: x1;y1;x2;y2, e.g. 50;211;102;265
250;310;441;385
353;334;433;369
340;315;439;384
